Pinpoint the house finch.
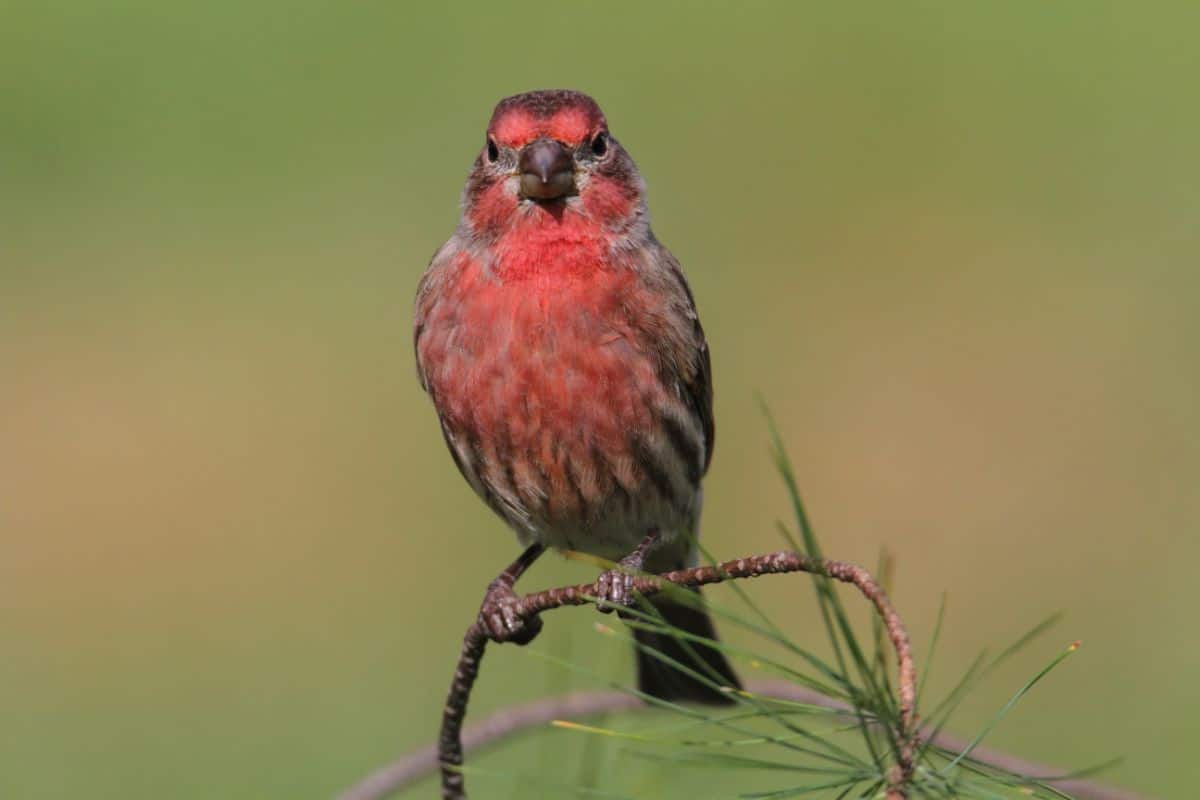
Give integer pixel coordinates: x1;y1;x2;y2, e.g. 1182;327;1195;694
414;89;739;703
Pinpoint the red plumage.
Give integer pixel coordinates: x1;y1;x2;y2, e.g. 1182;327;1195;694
415;90;738;703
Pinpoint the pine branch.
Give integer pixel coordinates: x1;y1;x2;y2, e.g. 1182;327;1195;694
337;550;1143;800
372;551;914;800
338;679;1143;800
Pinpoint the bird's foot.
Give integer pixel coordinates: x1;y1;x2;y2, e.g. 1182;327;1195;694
477;579;543;645
595;529;660;614
595;565;638;613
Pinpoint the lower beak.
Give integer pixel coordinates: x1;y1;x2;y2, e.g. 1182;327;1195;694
519;139;574;200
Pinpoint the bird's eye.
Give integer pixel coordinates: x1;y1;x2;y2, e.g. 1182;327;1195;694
486;137;499;163
590;131;609;158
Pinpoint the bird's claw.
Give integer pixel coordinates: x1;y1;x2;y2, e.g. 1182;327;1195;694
595;567;637;614
478;582;542;645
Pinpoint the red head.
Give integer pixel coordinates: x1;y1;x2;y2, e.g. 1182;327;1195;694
460;90;647;243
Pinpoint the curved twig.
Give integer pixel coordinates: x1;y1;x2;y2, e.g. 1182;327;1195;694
428;551;916;799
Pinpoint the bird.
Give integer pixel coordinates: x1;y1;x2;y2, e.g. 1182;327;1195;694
413;89;740;704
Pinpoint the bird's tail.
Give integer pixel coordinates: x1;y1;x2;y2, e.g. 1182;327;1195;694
633;590;741;705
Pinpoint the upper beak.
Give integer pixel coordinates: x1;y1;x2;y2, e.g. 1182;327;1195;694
519;138;574;200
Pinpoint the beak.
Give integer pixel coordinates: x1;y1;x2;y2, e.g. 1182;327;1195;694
519;138;574;200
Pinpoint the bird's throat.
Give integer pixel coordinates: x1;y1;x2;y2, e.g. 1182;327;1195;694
492;207;612;283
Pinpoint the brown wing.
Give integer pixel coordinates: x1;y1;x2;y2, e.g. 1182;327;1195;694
412;239;459;393
647;241;715;477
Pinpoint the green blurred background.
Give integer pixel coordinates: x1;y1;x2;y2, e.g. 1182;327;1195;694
3;2;1197;797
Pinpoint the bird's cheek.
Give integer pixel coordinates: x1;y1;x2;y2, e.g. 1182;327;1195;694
581;176;636;224
469;180;521;233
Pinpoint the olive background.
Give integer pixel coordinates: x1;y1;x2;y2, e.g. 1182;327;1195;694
3;2;1197;798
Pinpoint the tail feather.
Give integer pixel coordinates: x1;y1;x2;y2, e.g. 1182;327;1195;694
633;591;741;705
